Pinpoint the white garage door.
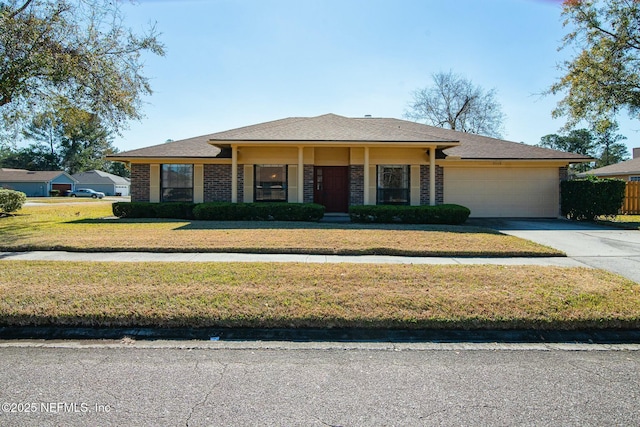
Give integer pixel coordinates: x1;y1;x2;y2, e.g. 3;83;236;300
115;185;130;196
443;167;560;218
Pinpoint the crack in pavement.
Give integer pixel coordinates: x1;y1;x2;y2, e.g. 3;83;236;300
185;360;227;427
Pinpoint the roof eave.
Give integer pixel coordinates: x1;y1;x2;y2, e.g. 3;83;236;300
209;140;460;149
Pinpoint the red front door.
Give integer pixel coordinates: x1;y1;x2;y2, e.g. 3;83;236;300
314;166;349;213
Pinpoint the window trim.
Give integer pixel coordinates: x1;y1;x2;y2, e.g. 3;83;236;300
160;164;194;202
376;164;410;205
254;164;288;202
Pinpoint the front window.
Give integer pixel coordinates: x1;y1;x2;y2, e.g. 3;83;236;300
631;176;640;182
161;164;193;202
255;165;287;202
377;165;409;205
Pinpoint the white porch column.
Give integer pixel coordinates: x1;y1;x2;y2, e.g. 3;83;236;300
363;146;370;205
231;145;238;203
298;146;304;203
429;146;436;206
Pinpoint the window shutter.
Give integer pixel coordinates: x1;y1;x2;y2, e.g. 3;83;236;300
243;165;253;203
193;164;204;203
288;165;298;203
410;165;420;206
368;165;376;205
150;164;160;203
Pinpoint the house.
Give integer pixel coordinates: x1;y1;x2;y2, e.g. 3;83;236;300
72;170;131;196
579;147;640;182
0;168;77;197
107;114;590;218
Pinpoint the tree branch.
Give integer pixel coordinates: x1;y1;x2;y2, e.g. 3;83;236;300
7;0;35;19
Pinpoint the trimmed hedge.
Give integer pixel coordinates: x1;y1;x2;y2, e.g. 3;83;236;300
112;202;195;219
561;178;626;221
193;202;325;221
349;204;471;225
0;189;27;214
112;202;325;221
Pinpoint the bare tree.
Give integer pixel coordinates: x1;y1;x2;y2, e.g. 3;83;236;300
404;71;505;138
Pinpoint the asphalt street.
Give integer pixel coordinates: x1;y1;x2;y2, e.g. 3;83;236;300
0;342;638;426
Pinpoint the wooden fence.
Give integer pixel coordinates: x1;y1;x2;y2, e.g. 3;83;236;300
621;181;640;215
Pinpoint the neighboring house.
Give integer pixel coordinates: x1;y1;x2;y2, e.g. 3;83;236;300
107;114;591;218
0;168;77;197
72;170;131;196
579;148;640;182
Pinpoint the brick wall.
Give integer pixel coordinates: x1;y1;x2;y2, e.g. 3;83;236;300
349;165;364;205
237;166;244;203
204;164;232;202
303;165;314;203
130;164;150;202
436;166;444;204
420;165;444;205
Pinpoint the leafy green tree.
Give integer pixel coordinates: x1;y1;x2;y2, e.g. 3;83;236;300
538;129;597;172
0;0;165;134
593;120;628;167
537;125;628;172
0;142;59;170
550;0;640;129
538;129;596;156
106;159;130;178
404;71;506;138
1;105;119;174
55;107;112;174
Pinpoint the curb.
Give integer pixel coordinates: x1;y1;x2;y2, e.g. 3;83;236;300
1;327;640;344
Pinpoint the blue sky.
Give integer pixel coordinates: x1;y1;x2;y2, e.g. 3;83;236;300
115;0;638;153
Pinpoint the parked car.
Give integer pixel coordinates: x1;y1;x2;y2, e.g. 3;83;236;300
68;188;105;199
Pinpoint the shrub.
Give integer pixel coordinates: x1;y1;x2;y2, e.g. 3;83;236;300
0;189;27;214
193;202;325;221
49;189;60;197
561;178;626;221
349;204;470;225
153;202;196;220
112;202;157;218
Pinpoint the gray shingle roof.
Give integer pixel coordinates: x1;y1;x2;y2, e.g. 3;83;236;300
582;157;640;176
72;170;131;185
0;169;76;183
209;113;455;143
112;114;591;161
109;134;223;159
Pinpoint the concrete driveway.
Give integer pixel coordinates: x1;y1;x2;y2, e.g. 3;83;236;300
473;219;640;283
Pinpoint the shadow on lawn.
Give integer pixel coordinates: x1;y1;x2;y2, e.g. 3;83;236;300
68;217;505;235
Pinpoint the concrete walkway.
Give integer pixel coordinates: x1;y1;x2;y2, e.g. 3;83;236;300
0;250;587;267
472;219;640;284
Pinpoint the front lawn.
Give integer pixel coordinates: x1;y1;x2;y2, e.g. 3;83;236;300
0;261;637;329
0;203;562;257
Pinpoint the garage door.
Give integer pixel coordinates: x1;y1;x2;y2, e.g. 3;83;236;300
51;183;72;191
443;167;559;218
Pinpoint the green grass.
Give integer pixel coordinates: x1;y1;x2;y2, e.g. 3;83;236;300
0;203;563;256
0;261;637;329
25;197;112;203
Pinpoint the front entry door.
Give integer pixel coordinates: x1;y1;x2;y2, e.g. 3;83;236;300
314;166;349;213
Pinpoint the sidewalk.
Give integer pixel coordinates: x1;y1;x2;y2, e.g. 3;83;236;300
0;250;588;267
